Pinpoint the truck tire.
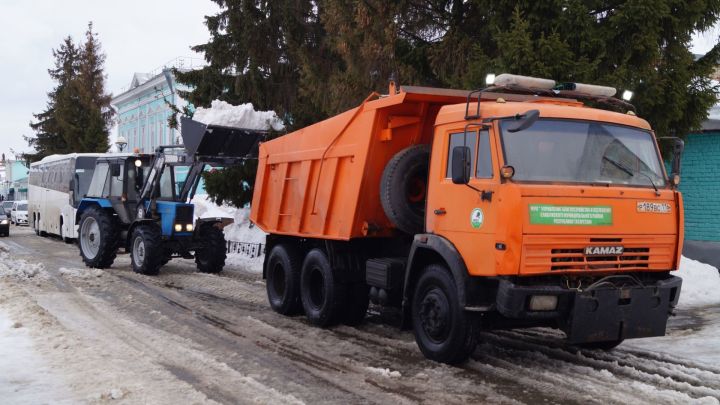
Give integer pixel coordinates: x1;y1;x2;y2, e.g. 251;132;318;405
380;144;429;234
411;264;478;364
342;282;370;326
266;244;303;315
195;224;226;273
300;249;346;327
78;206;119;269
130;224;163;276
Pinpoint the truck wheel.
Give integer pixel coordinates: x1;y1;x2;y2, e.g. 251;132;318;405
342;283;370;326
577;340;624;351
266;244;303;315
78;206;119;269
194;224;226;273
300;249;346;327
411;264;478;364
380;144;429;234
130;224;163;276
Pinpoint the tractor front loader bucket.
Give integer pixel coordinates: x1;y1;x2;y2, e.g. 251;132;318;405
181;117;267;162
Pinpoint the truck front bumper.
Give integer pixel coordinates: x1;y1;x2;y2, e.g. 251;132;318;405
495;275;682;343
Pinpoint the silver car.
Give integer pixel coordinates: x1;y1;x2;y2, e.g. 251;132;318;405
11;200;28;226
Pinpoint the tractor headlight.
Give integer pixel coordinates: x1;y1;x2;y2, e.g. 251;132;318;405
0;220;7;225
174;224;183;232
185;224;193;232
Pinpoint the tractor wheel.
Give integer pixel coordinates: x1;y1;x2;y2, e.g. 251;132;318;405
411;264;479;365
380;144;430;234
194;223;226;274
130;224;164;276
78;206;119;269
265;243;303;315
300;249;346;327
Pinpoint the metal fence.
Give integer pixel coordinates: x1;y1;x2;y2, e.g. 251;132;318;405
226;241;265;258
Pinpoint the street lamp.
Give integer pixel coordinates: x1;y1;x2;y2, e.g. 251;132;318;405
116;135;128;152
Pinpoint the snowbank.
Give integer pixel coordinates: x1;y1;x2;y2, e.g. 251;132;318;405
191;195;267;244
674;256;720;309
0;243;45;280
193;100;285;131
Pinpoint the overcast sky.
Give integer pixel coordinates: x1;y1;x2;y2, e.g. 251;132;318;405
0;1;717;161
0;0;219;160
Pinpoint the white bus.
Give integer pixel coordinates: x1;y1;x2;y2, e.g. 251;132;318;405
28;154;105;241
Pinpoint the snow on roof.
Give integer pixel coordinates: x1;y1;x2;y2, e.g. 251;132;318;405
131;72;154;88
192;100;285;131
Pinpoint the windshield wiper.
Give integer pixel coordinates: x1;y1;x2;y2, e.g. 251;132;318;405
603;156;660;196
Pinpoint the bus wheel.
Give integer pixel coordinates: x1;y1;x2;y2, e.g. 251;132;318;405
33;215;40;236
130;224;163;276
78;206;118;269
194;223;226;273
411;264;478;365
60;218;72;243
300;249;346;327
266;243;303;315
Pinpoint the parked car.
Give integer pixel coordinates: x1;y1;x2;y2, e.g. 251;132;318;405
2;200;13;217
0;213;9;236
11;200;28;225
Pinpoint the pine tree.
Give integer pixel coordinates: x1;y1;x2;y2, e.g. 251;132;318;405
26;23;113;162
181;0;720;207
26;37;80;161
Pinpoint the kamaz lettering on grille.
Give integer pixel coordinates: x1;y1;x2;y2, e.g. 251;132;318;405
584;246;624;256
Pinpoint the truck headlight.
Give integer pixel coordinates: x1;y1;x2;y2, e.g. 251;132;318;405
528;295;558;311
174;224;183;232
185;224;193;232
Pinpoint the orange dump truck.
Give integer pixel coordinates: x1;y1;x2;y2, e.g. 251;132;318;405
250;74;685;364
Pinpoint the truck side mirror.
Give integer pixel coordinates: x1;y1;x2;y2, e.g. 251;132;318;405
506;109;540;133
670;138;684;180
451;146;472;184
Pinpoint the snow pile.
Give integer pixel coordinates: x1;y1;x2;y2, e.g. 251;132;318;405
364;366;402;378
674;256;720;309
0;244;45;280
193;100;285;131
58;267;103;279
224;207;267;244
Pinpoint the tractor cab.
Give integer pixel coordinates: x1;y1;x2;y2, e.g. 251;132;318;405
81;154;154;224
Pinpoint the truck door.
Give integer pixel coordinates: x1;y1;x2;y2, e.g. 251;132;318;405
427;128;500;276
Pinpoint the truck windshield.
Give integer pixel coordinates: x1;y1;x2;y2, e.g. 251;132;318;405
500;119;666;187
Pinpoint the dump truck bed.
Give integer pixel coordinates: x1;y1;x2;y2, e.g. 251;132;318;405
250;87;475;240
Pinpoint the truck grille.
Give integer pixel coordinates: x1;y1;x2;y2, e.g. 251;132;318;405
521;235;675;274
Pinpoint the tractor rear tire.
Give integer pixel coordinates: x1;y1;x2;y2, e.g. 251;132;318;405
380;145;430;234
130;224;164;276
266;243;303;315
300;249;346;327
194;224;226;274
411;264;479;365
78;206;119;269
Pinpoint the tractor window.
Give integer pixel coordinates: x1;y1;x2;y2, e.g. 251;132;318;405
174;166;189;197
446;131;477;178
159;167;174;199
109;164;124;197
87;163;109;197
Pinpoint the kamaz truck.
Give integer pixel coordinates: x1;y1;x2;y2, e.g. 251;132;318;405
250;74;685;364
76;119;265;275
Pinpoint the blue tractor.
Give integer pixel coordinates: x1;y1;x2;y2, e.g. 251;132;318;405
76;118;266;275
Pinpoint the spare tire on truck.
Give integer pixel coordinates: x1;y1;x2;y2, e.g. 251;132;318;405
380;144;430;235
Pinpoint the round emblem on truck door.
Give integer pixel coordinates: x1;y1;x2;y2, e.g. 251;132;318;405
470;208;484;229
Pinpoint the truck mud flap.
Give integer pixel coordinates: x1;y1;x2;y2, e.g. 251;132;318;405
567;276;682;343
181;117;267;160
